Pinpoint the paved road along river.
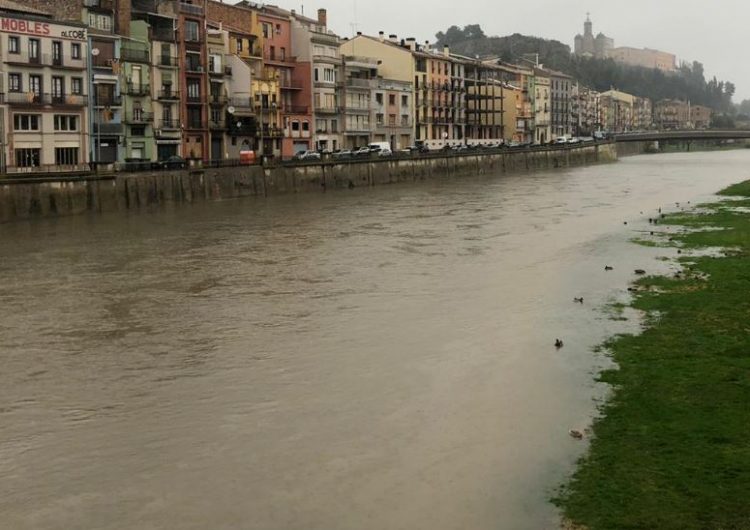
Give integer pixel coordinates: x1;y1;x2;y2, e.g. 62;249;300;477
2;150;748;529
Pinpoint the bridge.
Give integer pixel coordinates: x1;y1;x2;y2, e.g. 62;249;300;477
613;129;750;143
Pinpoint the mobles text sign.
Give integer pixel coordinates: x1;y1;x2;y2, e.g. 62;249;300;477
0;18;87;41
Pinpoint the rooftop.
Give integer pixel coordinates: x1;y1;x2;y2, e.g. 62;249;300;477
0;0;50;17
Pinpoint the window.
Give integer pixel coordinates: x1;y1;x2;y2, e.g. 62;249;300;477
15;148;41;168
375;93;383;105
236;38;243;52
187;79;200;100
280;47;286;60
291;120;300;131
54;115;79;131
51;77;64;99
376;113;384;125
323;68;335;83
131;142;145;159
8;36;19;54
71;43;81;59
130;126;145;136
275;24;281;35
389;94;396;105
302;121;309;132
71;78;83;95
29;75;42;96
270;46;275;60
88;13;112;31
13;115;40;131
401;95;408;107
52;41;62;64
8;73;21;92
185;20;199;42
55;147;79;166
29;39;40;62
314;69;319;82
262;23;270;38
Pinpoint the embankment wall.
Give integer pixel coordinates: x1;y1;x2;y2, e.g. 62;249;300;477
0;143;617;223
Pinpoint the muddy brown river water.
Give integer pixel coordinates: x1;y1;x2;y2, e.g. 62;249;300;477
1;151;748;529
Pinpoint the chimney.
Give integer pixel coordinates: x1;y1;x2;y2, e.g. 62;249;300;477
443;44;450;57
379;31;385;42
406;37;416;51
317;8;327;26
389;34;398;43
357;31;362;36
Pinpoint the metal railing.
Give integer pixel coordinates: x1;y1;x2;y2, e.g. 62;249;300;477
93;122;124;135
157;119;180;130
157;90;180;100
124;112;153;124
124;84;150;96
6;93;87;106
120;48;150;63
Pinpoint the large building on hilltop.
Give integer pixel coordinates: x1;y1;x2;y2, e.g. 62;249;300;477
608;47;676;73
574;14;613;59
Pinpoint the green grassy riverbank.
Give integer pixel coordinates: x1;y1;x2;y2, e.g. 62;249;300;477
556;181;750;529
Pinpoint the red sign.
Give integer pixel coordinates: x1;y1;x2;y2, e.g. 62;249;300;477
0;18;50;36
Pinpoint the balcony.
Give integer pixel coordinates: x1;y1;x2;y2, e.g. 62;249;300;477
5;92;88;106
120;48;150;64
314;105;340;114
124;112;153;124
84;0;114;10
186;94;203;104
93;122;123;135
284;105;310;115
260;126;284;138
209;95;228;106
92;55;116;69
156;55;178;68
179;1;203;15
345;78;374;89
157;90;180;101
280;81;303;91
131;0;157;12
228;97;253;109
5;54;86;69
152;28;177;43
93;95;123;107
158;119;180;130
185;60;204;73
124;84;150;96
186;121;206;130
209;119;227;130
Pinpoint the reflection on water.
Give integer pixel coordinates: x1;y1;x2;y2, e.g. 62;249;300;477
1;151;748;530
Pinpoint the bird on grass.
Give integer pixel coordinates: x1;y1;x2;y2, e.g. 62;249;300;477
569;429;584;440
635;269;647;275
555;339;564;349
605;266;614;271
573;297;584;304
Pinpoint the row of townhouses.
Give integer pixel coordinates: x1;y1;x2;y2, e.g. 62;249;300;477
0;0;714;173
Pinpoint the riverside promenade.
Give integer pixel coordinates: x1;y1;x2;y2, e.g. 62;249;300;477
0;142;618;223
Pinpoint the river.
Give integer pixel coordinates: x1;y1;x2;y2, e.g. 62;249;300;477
1;150;748;529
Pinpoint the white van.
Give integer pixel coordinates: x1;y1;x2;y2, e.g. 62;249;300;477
369;142;391;153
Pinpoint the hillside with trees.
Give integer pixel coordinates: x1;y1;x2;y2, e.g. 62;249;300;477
435;25;736;113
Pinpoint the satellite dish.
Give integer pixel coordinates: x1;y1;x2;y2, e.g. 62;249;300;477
91;48;100;56
227;106;236;114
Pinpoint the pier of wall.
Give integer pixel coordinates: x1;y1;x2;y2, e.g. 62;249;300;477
0;143;617;223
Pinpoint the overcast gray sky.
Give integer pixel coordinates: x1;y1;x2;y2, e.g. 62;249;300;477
261;0;749;101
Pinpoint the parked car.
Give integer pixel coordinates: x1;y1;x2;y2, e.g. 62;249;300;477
567;137;582;145
332;150;353;160
353;146;372;157
554;136;569;145
294;150;321;161
159;155;187;170
378;147;393;157
406;144;430;154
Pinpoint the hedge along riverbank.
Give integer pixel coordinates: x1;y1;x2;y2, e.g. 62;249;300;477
556;181;750;529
